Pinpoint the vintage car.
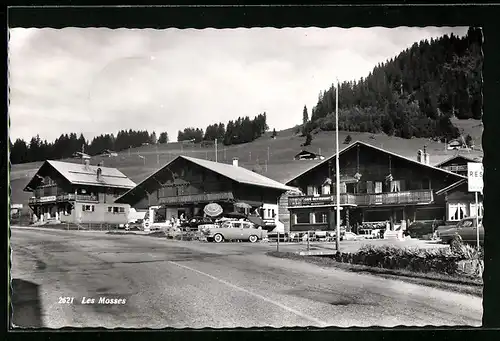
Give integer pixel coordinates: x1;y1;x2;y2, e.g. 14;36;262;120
438;217;484;246
202;220;267;243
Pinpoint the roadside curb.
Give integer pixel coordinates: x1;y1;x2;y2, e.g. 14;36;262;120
297;250;337;256
10;226;109;233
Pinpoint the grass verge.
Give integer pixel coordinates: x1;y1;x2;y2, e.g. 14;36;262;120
267;251;483;297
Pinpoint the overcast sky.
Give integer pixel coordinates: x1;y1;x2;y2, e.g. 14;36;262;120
8;26;468;143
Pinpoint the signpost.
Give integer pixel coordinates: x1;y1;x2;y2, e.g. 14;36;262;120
467;162;483;250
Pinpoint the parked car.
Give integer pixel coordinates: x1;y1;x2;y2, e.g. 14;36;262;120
438;217;484;246
203;220;267;243
343;232;358;241
181;216;213;230
406;220;445;239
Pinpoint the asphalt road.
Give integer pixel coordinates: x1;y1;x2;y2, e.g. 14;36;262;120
10;226;482;329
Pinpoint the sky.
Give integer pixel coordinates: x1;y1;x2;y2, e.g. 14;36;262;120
8;26;468;143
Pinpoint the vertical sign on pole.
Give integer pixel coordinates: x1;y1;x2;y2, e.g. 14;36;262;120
467;162;483;250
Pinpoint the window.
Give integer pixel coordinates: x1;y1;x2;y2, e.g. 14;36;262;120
295;212;310;224
314;212;327;224
108;207;113;213
233;222;242;228
470;202;484;218
391;180;401;193
322;185;331;195
272;209;276;218
82;205;94;212
448;203;468;221
374;182;383;194
242;223;251;229
119;207;125;213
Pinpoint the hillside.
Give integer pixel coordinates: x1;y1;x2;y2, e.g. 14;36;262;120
10;126;483;209
305;27;483;141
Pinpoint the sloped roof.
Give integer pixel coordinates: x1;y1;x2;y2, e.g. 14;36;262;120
434;154;482;167
24;160;136;191
181;156;295;191
115;155;296;205
435;179;468;196
285;140;467;185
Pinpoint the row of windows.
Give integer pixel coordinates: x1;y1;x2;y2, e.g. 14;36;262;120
306;179;430;196
81;205;126;213
294;212;328;225
448;202;484;221
108;206;125;214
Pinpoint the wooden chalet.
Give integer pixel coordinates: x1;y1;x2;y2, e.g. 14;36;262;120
284;141;466;233
294;150;325;161
435;179;483;223
115;156;295;225
24;160;136;225
434;154;482;177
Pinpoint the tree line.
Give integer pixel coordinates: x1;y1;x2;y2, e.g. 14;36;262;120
177;112;268;146
9;129;165;164
302;27;482;142
10;112;268;164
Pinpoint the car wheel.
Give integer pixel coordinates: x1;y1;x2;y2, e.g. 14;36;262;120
213;234;224;243
249;235;258;243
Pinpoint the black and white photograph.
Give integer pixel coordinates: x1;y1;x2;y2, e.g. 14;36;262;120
8;22;484;329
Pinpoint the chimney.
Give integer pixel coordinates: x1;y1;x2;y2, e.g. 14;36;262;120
423;145;430;165
417;149;423;163
96;167;102;181
232;157;239;167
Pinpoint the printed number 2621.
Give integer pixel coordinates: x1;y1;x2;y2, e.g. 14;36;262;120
58;297;74;304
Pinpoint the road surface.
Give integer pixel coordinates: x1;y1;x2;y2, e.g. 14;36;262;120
10;227;482;329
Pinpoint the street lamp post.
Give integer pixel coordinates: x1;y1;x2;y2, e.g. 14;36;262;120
335;79;340;252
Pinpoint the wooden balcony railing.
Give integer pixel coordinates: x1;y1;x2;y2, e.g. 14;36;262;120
159;191;234;205
28;194;99;204
287;189;433;208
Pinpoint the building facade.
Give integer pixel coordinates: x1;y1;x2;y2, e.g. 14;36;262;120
434;155;484;223
115;156;294;225
24;160;136;225
284;141;466;233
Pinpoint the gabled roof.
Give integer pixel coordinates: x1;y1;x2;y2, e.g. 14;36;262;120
285;140;467;185
434;154;481;167
435;179;468;196
295;150;318;156
116;155;296;204
24;160;136;191
181;156;294;191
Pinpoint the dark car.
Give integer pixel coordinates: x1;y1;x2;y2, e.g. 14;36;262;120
405;220;445;239
438;217;484;246
181;216;213;230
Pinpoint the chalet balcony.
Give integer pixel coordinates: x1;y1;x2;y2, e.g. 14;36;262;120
159;191;234;205
287;189;434;208
442;165;467;173
29;194;99;204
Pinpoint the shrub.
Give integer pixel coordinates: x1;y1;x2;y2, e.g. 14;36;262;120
334;244;470;275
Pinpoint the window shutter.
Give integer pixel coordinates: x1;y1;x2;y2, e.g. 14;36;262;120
366;181;373;193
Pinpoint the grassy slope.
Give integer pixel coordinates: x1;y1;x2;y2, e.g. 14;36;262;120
10;122;483;207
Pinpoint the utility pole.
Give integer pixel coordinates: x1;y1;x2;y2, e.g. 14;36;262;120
215;138;218;162
249;151;252;162
267;146;270;162
335;78;341;252
156;145;159;165
265;159;268;172
224;147;226;160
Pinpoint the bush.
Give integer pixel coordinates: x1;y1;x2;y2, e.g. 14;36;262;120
332;244;478;275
